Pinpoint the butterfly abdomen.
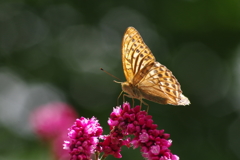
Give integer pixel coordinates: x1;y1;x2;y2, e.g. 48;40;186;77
139;88;169;105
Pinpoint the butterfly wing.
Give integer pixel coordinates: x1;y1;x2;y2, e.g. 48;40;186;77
138;62;190;105
122;27;155;84
121;27;190;105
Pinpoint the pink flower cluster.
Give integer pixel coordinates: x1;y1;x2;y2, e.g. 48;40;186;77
64;102;179;160
108;102;179;160
30;102;78;160
30;102;77;141
63;117;103;160
97;132;130;159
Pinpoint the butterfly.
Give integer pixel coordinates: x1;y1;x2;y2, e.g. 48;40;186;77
118;27;190;106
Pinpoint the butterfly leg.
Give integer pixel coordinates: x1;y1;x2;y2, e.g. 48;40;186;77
139;99;142;110
132;98;134;107
141;100;149;112
117;91;124;105
123;94;135;107
122;93;126;102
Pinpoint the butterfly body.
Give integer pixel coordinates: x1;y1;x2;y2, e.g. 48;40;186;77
121;82;141;99
120;27;190;106
121;81;167;104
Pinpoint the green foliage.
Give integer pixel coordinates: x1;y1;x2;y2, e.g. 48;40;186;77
0;0;240;159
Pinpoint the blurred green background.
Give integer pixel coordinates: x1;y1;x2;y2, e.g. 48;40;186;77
0;0;240;160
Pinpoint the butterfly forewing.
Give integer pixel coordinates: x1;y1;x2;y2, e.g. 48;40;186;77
121;27;190;106
122;27;155;84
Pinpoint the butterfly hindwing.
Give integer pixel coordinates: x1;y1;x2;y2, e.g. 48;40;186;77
138;62;183;105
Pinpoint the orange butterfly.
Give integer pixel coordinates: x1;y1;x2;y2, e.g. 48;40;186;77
118;27;190;106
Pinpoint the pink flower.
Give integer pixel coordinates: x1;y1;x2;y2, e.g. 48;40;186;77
30;102;78;160
52;133;71;160
97;135;123;158
63;102;180;160
107;102;179;160
30;102;78;140
63;117;103;160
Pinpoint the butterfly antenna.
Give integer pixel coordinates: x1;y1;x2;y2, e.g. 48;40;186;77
100;68;122;81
